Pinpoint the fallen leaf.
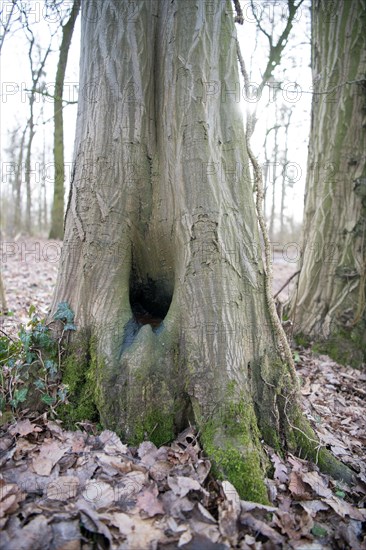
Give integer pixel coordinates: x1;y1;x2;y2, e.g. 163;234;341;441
81;480;115;510
300;470;332;498
50;519;81;550
78;505;112;544
178;528;192;546
9;419;41;437
289;471;311;499
195;503;217;524
108;512;166;548
45;475;79;501
98;430;128;455
324;496;365;520
299;500;329;516
240;513;285;545
0;514;52;549
271;452;289;483
168;475;202;497
136;485;164;517
32;440;68;476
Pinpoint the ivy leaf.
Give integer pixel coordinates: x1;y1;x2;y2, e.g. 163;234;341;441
53;302;75;325
44;360;58;375
34;379;46;390
26;351;36;364
311;524;327;537
64;323;77;331
57;385;69;402
19;329;31;352
28;305;36;317
41;394;55;406
14;387;28;403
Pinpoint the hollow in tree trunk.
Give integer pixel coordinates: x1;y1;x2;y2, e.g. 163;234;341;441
50;0;353;501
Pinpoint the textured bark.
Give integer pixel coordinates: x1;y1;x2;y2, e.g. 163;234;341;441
289;0;366;365
49;0;80;240
51;0;353;497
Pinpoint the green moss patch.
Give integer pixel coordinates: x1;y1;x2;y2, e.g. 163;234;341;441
58;333;99;428
312;324;365;368
200;400;269;504
130;407;175;447
283;404;354;485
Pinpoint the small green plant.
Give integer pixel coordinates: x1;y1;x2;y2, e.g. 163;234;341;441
0;302;76;421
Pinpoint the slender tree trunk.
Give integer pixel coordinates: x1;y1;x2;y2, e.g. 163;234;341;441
51;0;353;499
0;271;7;314
280;109;292;238
49;0;80;240
289;0;366;366
269;121;279;240
25;111;35;235
14;126;27;234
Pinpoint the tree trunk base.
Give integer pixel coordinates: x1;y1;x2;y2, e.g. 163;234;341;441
58;332;355;501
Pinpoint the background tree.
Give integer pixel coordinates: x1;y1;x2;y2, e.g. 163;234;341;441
279;105;293;237
288;0;366;365
50;0;352;501
22;14;53;234
239;0;309;242
0;0;19;53
49;0;80;240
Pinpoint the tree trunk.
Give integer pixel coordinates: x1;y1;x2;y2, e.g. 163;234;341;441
25;112;35;235
49;0;80;240
51;0;353;500
14;126;27;234
269;120;279;240
0;271;7;314
288;0;366;366
280;108;292;238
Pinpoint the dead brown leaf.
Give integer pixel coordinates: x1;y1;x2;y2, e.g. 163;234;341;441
136;484;165;517
167;475;203;497
0;482;25;517
324;496;365;521
32;440;68;476
271;451;289;483
289;471;312;500
9;419;42;437
300;470;333;498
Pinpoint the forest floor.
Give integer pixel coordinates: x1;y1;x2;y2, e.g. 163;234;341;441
0;238;365;549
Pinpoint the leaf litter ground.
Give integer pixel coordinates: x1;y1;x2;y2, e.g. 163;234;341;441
0;238;365;549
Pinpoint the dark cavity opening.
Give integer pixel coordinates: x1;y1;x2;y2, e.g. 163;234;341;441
120;267;174;356
130;275;173;331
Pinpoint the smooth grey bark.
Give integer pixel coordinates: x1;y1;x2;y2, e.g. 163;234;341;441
51;0;353;498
